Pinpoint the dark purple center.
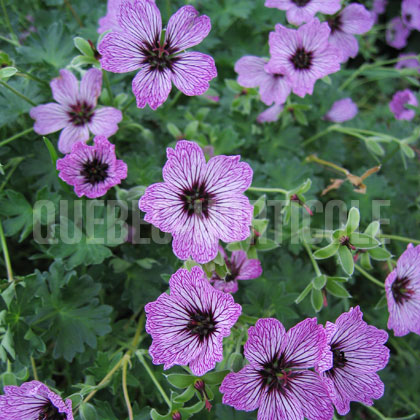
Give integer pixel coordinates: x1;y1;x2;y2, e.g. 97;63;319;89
291;0;311;6
405;13;412;23
180;182;215;218
38;403;67;420
68;101;94;126
328;15;342;33
141;34;179;72
224;260;240;283
81;155;109;185
291;47;313;70
332;347;347;369
259;355;293;394
187;310;217;341
391;277;414;305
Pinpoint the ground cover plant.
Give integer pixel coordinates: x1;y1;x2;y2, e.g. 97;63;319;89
0;0;419;419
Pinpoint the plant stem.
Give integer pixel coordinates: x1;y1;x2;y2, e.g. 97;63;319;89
247;186;288;195
305;154;349;176
136;351;171;408
63;0;83;27
302;127;332;146
30;356;39;381
0;221;13;282
303;241;322;277
0;127;33;148
122;355;133;420
0;0;19;45
122;96;136;113
364;404;387;420
0;80;36;106
102;70;113;104
379;234;420;245
166;90;182;110
0;34;19;47
354;264;384;288
0;157;25;192
16;70;49;87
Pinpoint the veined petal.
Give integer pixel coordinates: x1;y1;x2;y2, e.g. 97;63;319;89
50;69;79;106
328;31;359;62
30;103;69;135
79;68;102;106
57;124;90;154
258;388;303;420
236;256;262;280
88;107;122;137
340;4;374;34
235;56;269;88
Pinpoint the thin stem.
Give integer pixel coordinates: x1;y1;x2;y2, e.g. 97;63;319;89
303;241;322;277
166;90;182;110
0;34;19;47
0;157;25;192
0;127;33;148
364;405;387;420
0;221;13;282
354;264;384;288
122;355;133;420
30;356;39;381
122;96;136;113
16;70;49;87
302;127;332;147
0;80;36;106
136;351;171;408
63;0;83;27
102;70;113;105
379;234;420;245
0;0;19;44
396;390;420;415
247;186;288;195
305;154;349;176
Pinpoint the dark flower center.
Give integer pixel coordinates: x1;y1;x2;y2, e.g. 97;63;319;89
141;35;179;72
187;310;217;341
271;73;284;79
291;0;311;6
291;47;313;70
405;13;412;23
332;347;347;369
81;155;109;185
180;182;215;218
224;260;240;283
38;403;67;420
259;356;293;394
391;276;414;305
328;15;342;33
68;101;94;126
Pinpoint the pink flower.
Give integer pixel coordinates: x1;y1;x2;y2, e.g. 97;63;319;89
98;0;217;110
264;0;341;26
211;247;262;293
327;3;374;63
402;0;420;31
139;141;253;264
30;68;122;154
324;98;358;123
386;17;411;49
257;104;284;123
267;19;341;98
220;317;333;420
0;381;74;420
385;244;420;336
145;266;241;376
234;56;291;106
389;89;418;121
316;307;390;416
56;135;127;198
395;52;420;73
373;0;387;14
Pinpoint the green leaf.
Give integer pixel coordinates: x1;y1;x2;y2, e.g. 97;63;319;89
364;221;380;237
360;252;373;270
369;247;392;260
255;238;279;251
80;403;99;420
312;275;327;290
252;218;269;236
366;139;385;156
166;373;195;388
173;385;195;404
400;143;415;158
73;37;94;57
338;246;354;275
349;233;380;249
345;207;360;234
375;293;388;309
295;282;312;304
311;288;323;312
167;123;182;138
43;136;58;166
202;369;230;385
326;279;351;298
293;108;308;126
253;195;266;217
150;409;170;420
0;67;17;79
227;352;243;373
313;242;339;259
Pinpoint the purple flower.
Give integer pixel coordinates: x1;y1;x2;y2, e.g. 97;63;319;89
139;141;253;264
373;0;387;15
98;0;217;110
234;56;291;106
386;17;411;49
0;380;74;420
402;0;420;31
316;307;390;415
56;135;127;198
264;0;341;26
327;4;374;63
385;244;420;336
389;89;418;121
324;98;358;123
220;317;333;420
30;68;122;154
267;19;341;98
396;52;420;73
257;104;284;123
211;247;262;293
145;266;241;376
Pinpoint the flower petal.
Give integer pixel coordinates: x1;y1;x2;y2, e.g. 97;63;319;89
235;56;268;88
257;104;284;123
258;387;303;420
50;69;79;106
340;4;374;34
30;103;69;135
79;68;102;106
88;107;122;137
57;124;90;154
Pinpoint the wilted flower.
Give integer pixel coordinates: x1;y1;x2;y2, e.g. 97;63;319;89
30;68;122;154
139;141;253;264
0;380;74;420
389;89;418;121
145;266;242;376
327;3;374;63
99;0;217;110
257;104;284;124
211;247;262;293
264;0;341;26
324;98;358;123
267;19;340;98
57;135;127;198
385;244;420;336
234;56;291;106
386;17;411;49
220;317;333;420
395;52;420;73
402;0;420;31
316;306;389;415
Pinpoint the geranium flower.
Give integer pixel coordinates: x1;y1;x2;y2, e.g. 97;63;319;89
385;244;420;336
264;0;341;26
402;0;420;31
220;317;333;420
327;3;374;63
30;68;122;154
257;104;284;123
267;19;341;98
56;135;127;198
395;52;420;73
210;247;262;293
145;266;242;376
0;380;74;420
139;141;253;264
371;0;387;23
98;0;217;110
316;306;390;415
386;17;411;49
389;89;418;121
324;98;358;123
234;56;291;105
